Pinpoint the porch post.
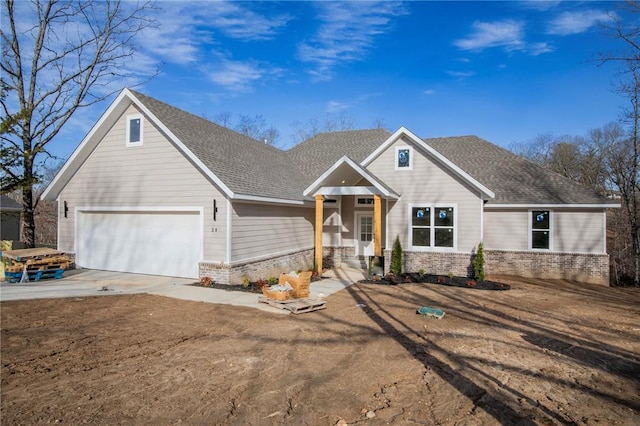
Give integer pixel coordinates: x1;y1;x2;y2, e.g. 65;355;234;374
315;195;323;274
374;194;382;256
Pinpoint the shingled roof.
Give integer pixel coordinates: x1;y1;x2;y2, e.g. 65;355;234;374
423;135;611;205
131;91;610;205
287;128;391;185
130;90;310;202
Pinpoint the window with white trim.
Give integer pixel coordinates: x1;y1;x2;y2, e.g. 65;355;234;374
395;146;412;170
410;205;455;249
126;115;143;146
531;210;551;250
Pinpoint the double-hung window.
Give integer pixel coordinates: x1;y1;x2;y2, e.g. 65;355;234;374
410;205;455;249
531;210;551;250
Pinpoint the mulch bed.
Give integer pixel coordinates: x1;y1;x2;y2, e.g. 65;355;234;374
190;274;326;293
359;273;510;290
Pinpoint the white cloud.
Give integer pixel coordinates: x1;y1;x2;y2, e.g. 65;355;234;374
447;71;477;79
528;41;554;55
546;10;613;35
207;59;264;93
202;1;291;41
298;1;408;81
454;20;526;52
423;89;435;95
326;101;349;113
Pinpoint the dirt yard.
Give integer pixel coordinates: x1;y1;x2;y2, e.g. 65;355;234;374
2;276;639;425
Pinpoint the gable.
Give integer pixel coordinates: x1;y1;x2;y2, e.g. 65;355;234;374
43;89;310;204
362;127;495;200
62;103;221;204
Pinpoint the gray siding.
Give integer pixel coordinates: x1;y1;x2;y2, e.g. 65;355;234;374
231;202;314;263
483;209;528;251
554;209;605;254
58;104;228;262
366;136;483;253
484;208;606;254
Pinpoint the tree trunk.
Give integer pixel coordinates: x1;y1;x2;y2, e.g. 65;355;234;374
20;150;36;248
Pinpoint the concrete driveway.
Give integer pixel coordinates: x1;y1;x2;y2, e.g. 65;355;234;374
0;267;364;314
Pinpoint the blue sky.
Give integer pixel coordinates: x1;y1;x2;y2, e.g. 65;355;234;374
54;1;631;158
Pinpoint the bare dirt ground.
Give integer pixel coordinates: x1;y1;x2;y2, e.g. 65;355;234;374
2;276;639;425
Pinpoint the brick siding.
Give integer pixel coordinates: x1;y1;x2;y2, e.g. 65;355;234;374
380;249;610;286
199;248;314;285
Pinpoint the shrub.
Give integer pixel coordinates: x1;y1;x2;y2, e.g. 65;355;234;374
473;242;485;282
199;276;213;287
241;276;250;288
391;235;403;276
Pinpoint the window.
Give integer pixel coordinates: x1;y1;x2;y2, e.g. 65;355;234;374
126;115;143;146
410;205;455;249
360;216;373;242
355;197;374;206
395;146;412;170
531;210;551;250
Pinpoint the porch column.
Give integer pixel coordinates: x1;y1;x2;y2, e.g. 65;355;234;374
374;194;382;256
315;195;323;274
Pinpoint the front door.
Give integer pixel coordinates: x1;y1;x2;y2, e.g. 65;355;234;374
356;213;374;256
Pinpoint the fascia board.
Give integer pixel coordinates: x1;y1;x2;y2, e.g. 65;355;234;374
303;155;399;198
303;155;352;197
41;89;132;201
232;193;312;206
126;91;235;199
362;126;495;199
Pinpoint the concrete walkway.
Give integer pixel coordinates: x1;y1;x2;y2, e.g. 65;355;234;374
0;267;366;314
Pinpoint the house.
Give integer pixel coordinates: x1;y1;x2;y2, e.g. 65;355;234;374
42;89;619;286
1;194;21;241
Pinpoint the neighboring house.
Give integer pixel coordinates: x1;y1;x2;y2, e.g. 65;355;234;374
42;89;619;285
0;195;21;241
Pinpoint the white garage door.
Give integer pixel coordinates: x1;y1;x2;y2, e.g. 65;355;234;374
76;210;201;278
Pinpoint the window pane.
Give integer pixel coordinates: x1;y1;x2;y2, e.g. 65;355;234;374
129;118;141;143
361;217;372;241
435;228;454;247
398;148;410;168
532;230;549;249
434;207;454;227
412;228;430;246
532;210;549;230
412;207;430;226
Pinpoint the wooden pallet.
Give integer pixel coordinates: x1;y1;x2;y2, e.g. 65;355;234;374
4;268;64;283
1;247;62;262
258;296;326;314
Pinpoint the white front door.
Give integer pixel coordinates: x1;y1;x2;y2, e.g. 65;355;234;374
356;213;374;256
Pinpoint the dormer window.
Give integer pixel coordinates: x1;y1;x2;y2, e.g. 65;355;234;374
395;146;412;170
126;114;143;146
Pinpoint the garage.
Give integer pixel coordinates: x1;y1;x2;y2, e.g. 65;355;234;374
76;210;202;278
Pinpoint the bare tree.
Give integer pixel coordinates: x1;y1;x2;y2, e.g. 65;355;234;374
513;133;608;194
1;0;158;247
290;111;356;144
234;114;279;145
598;1;640;285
